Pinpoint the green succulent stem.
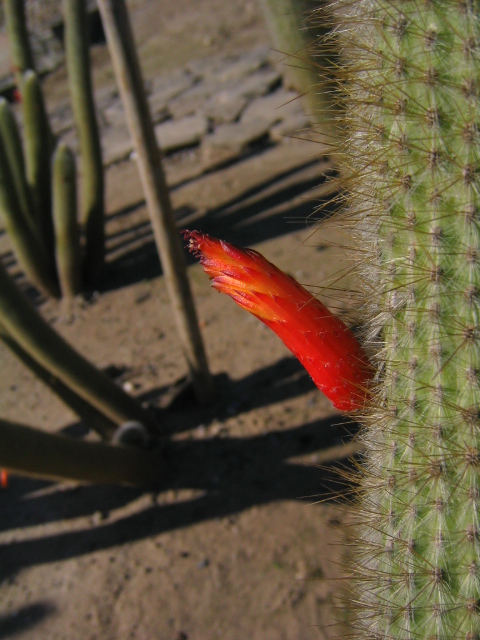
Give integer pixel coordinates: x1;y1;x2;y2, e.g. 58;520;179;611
22;69;56;266
4;0;35;91
0;260;157;436
53;143;82;298
0;121;58;299
260;0;331;121
63;0;105;285
0;97;36;234
0;418;157;486
333;0;480;638
0;322;116;440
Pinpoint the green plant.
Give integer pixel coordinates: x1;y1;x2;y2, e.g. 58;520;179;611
0;0;104;298
319;0;480;637
63;0;105;285
0;260;157;439
0;99;59;299
22;69;55;262
0;97;35;232
53;143;82;298
4;0;35;90
0;417;157;485
259;0;335;122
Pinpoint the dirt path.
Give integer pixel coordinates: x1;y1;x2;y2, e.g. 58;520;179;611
0;2;355;638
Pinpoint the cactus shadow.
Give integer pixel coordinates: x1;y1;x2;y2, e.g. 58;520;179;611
139;356;319;437
0;356;337;534
0;602;56;639
102;156;338;291
0;409;360;583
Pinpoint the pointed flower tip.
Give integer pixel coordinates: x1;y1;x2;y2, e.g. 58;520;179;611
183;229;374;412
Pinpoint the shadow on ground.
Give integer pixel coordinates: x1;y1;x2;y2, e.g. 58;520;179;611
0;355;359;584
0;603;56;639
103;152;338;291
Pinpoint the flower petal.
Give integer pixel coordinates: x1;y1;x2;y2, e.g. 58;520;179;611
183;230;373;411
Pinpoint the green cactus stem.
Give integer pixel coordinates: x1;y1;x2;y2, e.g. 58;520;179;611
63;0;105;285
0;321;116;440
329;0;480;638
259;0;335;124
0;260;158;437
0;418;157;485
4;0;35;91
22;69;56;264
0;97;36;234
53;143;82;298
0;125;59;298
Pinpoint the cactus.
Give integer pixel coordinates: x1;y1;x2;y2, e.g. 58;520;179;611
63;0;105;285
0;418;157;485
22;69;56;266
0;97;36;234
0;322;116;440
0;260;157;437
321;0;480;638
53;143;82;298
259;0;335;124
0;120;59;298
4;0;35;91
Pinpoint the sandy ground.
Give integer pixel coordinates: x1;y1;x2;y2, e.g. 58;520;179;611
0;1;359;638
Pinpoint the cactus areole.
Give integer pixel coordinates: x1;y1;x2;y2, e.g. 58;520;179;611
325;0;480;638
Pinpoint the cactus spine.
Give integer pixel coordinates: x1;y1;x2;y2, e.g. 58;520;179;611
332;0;480;638
63;0;105;285
53;143;81;298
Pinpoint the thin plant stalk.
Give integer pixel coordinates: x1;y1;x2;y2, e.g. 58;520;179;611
97;0;214;404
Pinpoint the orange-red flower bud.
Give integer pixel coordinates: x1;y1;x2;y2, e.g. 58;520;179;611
183;230;373;411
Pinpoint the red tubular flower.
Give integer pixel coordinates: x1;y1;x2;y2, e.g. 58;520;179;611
183;230;373;412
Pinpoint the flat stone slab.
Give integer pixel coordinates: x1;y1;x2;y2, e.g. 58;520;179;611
50;103;75;135
270;113;312;142
208;47;271;84
229;68;281;101
187;46;271;82
150;69;197;101
241;89;303;126
203;118;271;154
155;114;208;153
146;92;171;124
202;89;248;124
170;64;280;120
101;125;133;166
168;80;218;119
148;70;197;122
103;99;127;127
